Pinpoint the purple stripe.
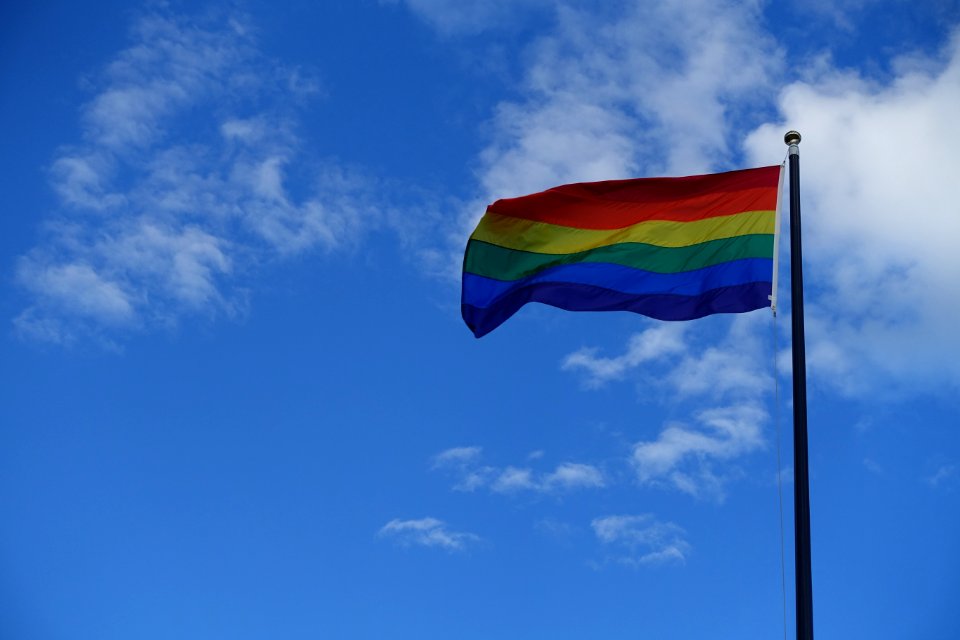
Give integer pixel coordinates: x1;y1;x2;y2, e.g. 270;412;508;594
461;281;771;338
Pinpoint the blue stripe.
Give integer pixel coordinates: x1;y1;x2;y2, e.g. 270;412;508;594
462;258;772;309
461;281;772;338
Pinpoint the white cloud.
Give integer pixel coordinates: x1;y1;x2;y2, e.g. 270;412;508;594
562;324;687;389
563;313;773;500
796;0;884;30
382;0;552;35
489;462;605;493
542;462;605;490
15;9;378;344
378;517;480;551
631;404;767;501
51;153;126;211
480;97;637;200
591;514;690;567
16;262;134;326
478;0;780;195
82;14;250;151
492;466;538;492
663;314;773;401
432;446;484;467
564;311;772;400
432;446;604;494
431;446;496;491
744;29;960;393
220;117;268;144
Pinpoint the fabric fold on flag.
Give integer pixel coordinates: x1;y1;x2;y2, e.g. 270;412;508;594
461;165;782;338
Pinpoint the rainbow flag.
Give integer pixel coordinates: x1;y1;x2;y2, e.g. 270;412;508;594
461;165;783;338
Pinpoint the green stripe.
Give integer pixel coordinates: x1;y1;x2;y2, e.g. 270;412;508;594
464;235;774;281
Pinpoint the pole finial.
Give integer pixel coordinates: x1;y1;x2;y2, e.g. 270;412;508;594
784;130;802;146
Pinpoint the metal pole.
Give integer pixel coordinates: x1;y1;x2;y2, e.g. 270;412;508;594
785;130;813;640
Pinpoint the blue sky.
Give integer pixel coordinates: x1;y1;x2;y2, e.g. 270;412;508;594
2;1;959;638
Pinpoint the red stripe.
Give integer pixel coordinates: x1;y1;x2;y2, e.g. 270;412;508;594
488;165;781;230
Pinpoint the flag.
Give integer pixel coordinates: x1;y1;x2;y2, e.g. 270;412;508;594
461;165;782;338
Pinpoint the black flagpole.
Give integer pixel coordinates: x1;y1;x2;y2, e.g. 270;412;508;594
785;130;813;640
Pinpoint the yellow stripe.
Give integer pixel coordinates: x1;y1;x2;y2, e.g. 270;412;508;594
471;210;776;255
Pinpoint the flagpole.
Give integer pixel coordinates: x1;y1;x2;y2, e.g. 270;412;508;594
785;130;813;640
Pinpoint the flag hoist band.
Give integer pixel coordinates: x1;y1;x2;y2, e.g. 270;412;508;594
461;165;783;338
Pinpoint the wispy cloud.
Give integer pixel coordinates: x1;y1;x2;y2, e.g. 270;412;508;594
478;0;780;193
431;446;483;468
563;314;772;501
378;517;480;551
381;0;552;35
14;9;379;345
534;517;578;543
591;514;690;567
562;324;687;389
632;404;766;501
542;462;606;491
925;464;957;489
432;446;604;494
431;446;494;491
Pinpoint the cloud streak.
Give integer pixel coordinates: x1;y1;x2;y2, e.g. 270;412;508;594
378;518;480;551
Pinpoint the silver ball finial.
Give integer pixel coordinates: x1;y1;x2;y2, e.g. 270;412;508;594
784;130;802;146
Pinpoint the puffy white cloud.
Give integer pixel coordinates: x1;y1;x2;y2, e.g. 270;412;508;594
745;30;960;393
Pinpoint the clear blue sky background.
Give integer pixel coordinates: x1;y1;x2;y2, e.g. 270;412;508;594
2;1;959;638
